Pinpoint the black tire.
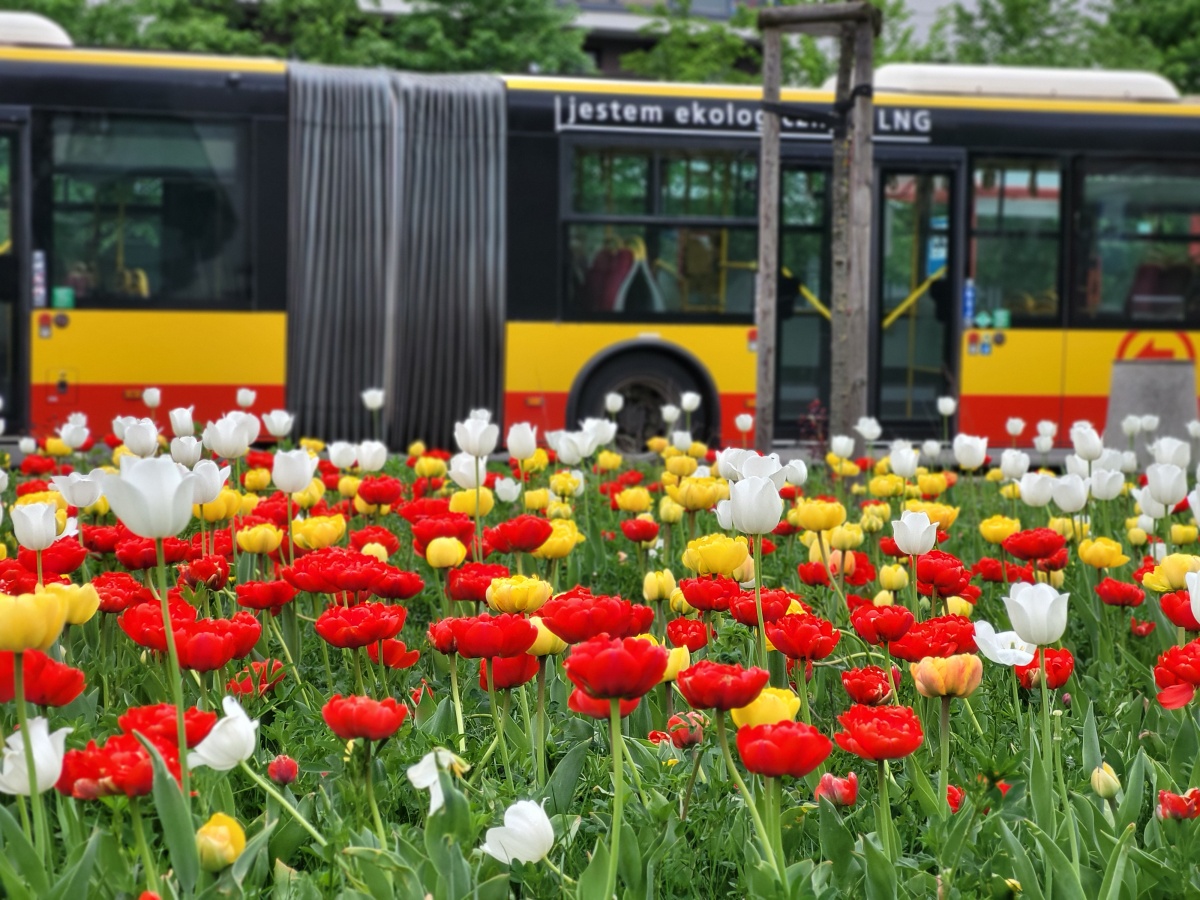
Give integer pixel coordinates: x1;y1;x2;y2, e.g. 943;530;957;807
572;351;715;453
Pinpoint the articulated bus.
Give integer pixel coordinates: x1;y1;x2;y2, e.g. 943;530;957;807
0;28;1196;448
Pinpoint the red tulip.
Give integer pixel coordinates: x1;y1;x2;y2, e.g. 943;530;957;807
350;525;402;557
367;639;421;670
118;703;217;748
887;615;976;662
619;518;659;544
179;555;231;591
357;476;405;507
322;695;408;741
446;613;538;659
227;660;286;697
1001;528;1066;562
446;563;511;603
1094;578;1144;608
1162;591;1200;630
764;614;840;661
666;617;709;652
568;688;640;719
315;602;406;649
486;516;556;555
1015;648;1075;690
915;550;971;598
840;666;896;706
236;579;298;611
1131;617;1156;637
479;654;539;690
1157;788;1200;820
0;650;85;707
814;771;858;807
677;660;769;711
57;733;178;800
268;754;299;786
564;636;668;699
850;605;915;645
678;575;740;612
728;589;796;627
736;720;832;779
427;620;458;655
538;589;654;643
18;537;87;576
834;704;924;760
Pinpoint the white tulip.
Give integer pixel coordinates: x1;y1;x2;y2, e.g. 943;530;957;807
694;465;711;478
741;453;787;490
661;404;680;425
580;418;617;448
604;393;624;415
0;471;8;495
469;409;492;423
237;388;257;409
1133;487;1167;521
168;407;194;438
99;456;197;539
1121;414;1142;437
1036;419;1057;438
495;477;521;503
229;411;261;445
407;748;470;815
191;459;231;505
123;418;159;458
1093;449;1123;472
1141;414;1160;433
680;392;701;413
1018;472;1054;508
17;437;36;456
716;476;783;535
507;424;538;461
203;416;252;460
361;388;385;412
892;510;937;556
273;449;319;494
1051;474;1089;513
57;422;88;451
356;441;389;473
188;696;258;772
715;448;754;482
1137;514;1157;534
170;436;204;468
1002;582;1069;646
830;435;855;459
999;449;1029;482
481;800;555;865
735;413;754;433
937;396;957;416
555;433;588;467
921;439;942;460
448;453;482;490
1005;417;1025;438
952;434;988;470
12;502;60;551
1090;468;1125;501
1188;420;1200;439
1187;571;1200;628
1147;463;1188;508
782;459;808;487
261;410;295;439
566;469;586;497
1188;488;1200;523
140;387;161;410
112;415;137;441
973;620;1036;667
327;441;357;469
1070;423;1104;461
51;472;101;509
1033;435;1054;454
671;430;693;453
1120;451;1139;474
66;412;85;428
1064;454;1090;479
1152;437;1191;469
0;717;71;795
853;416;882;443
455;418;499;458
890;447;920;479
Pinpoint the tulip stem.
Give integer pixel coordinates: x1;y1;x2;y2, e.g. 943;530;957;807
34;550;42;590
240;761;328;848
605;699;625;900
939;696;952;819
714;714;784;886
155;538;191;805
1039;651;1052;775
486;663;515;792
129;796;160;895
752;535;769;677
352;649;365;695
285;495;295;568
449;658;466;753
13;654;48;869
876;759;895;862
681;748;702;822
363;740;386;845
535;659;548;787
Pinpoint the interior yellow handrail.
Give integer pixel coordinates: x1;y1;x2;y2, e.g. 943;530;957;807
799;283;832;321
882;265;946;330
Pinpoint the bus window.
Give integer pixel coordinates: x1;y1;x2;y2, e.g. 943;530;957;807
1075;161;1200;324
970;157;1060;321
48;114;250;309
565;146;758;320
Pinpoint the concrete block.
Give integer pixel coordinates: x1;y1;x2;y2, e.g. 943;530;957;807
1103;360;1198;465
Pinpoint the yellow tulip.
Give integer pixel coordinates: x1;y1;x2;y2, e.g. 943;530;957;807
523;448;550;474
244;467;271;491
300;437;326;453
999;483;1021;500
910;654;983;698
828;458;861;477
665;477;721;512
414;456;447;479
917;472;948;497
860;509;885;533
338;475;362;498
84;496;110;517
237;524;284;555
1036;569;1066;588
407;440;427;457
879;564;909;591
643;569;677;602
979;515;1021;545
682;533;749;577
546;501;574;520
528;616;567;656
1047;516;1088;541
196;813;246;872
1077;537;1130;569
524;489;550;511
1127;527;1148;547
829;524;864;551
668;588;695;616
615;488;652;513
873;589;895;606
1142;554;1200;592
549;471;580;498
42;582;100;626
1091;763;1121;800
596;450;623;472
658;496;685;524
293;479;325;510
1172;524;1199;546
44;437;70;457
0;590;67;652
426;537;467;569
665;454;698;478
869;474;905;498
905;500;959;530
450;488;494;517
487;575;552;614
239;493;260;516
946;596;974;618
532;519;585;560
636;633;691;682
731;687;801;729
353;494;391;516
17;491;67;511
293;515;346;551
646;436;669;454
687;441;708;459
985;467;1005;482
795;499;846;532
359;542;389;563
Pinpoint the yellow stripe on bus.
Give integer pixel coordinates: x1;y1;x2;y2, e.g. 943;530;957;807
0;47;287;74
505;321;755;394
30;311;287;385
503;75;1200;119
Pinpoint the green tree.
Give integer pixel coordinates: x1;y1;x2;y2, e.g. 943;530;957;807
922;0;1098;67
1098;0;1200;92
620;0;761;85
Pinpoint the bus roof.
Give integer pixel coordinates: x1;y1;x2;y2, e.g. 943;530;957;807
859;63;1180;102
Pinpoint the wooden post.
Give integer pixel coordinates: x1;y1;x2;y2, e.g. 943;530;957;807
829;26;854;440
754;28;782;453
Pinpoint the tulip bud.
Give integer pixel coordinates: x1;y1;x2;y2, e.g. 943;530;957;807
196;813;246;872
268;755;299;786
426;537;467;569
237;388;257;409
735;413;754;433
815;771;858;807
605;392;624;414
1090;762;1120;799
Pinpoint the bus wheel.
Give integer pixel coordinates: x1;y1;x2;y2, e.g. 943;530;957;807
572;353;713;454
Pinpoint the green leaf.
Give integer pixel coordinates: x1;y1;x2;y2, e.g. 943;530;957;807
1097;823;1135;900
0;847;34;900
1082;701;1102;777
542;741;590;817
617;821;644;896
1027;821;1085;898
576;838;610;900
1116;749;1147;835
818;797;856;886
863;836;898;900
419;698;458;739
138;735;200;895
0;803;49;895
48;829;100;900
231;819;276;886
999;821;1046;900
903;756;940;820
1029;727;1054;832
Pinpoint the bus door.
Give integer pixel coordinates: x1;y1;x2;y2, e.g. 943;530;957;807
776;165;831;439
875;168;956;433
0;110;28;432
